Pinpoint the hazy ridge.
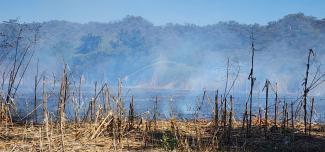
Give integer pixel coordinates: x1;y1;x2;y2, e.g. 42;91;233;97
2;13;325;95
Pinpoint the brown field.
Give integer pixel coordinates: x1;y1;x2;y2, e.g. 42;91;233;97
0;119;324;152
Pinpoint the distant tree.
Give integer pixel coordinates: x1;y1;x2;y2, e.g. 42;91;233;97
109;29;146;51
77;34;102;54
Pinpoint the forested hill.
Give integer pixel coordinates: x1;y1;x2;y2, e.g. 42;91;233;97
2;13;325;95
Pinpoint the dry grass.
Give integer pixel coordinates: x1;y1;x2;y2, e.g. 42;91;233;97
0;119;324;152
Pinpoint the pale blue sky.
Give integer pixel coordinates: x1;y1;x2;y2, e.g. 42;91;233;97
0;0;324;25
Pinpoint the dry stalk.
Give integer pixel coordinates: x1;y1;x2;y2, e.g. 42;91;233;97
42;76;51;151
153;96;158;131
263;79;270;137
128;96;135;130
215;90;219;128
90;111;113;139
303;49;314;134
275;83;278;128
309;97;314;135
228;95;233;143
58;64;68;152
104;85;110;114
291;102;294;130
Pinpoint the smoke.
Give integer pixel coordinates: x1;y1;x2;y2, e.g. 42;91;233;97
2;14;325;97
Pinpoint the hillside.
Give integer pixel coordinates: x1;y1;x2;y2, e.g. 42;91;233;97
2;13;324;94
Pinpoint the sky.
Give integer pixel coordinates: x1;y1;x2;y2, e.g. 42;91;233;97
0;0;324;25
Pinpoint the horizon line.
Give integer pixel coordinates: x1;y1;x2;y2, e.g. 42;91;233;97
3;13;324;27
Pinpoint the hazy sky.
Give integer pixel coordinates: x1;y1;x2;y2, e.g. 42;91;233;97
0;0;324;25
